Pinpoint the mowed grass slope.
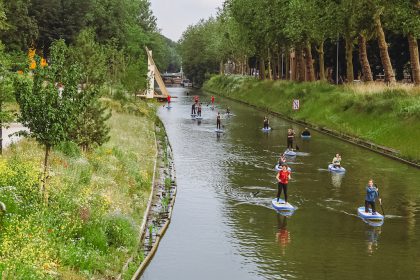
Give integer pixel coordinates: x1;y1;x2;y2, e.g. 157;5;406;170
204;75;420;162
0;100;157;279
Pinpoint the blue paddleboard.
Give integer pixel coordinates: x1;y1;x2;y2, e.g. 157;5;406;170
357;206;384;221
284;150;297;157
328;164;346;173
272;198;295;212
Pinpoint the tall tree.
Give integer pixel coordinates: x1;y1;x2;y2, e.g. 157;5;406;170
1;0;38;51
14;40;81;193
368;0;396;84
385;0;420;85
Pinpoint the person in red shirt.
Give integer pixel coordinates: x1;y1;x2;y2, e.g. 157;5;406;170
211;96;215;104
275;164;292;203
194;95;199;104
167;95;171;106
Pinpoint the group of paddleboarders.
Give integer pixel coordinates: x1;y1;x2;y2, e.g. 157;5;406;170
191;103;203;116
262;115;381;217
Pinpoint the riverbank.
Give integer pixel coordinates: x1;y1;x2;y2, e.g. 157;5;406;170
0;99;158;279
204;75;420;164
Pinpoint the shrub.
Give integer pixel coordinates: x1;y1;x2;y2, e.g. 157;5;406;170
105;215;137;249
55;141;81;158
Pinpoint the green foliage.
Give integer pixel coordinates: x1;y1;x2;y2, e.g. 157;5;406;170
68;86;111;151
69;28;107;85
105;215;137;248
55;141;81;158
14;40;79;150
0;106;157;278
0;0;38;51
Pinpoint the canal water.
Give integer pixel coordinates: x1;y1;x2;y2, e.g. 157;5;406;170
141;87;420;280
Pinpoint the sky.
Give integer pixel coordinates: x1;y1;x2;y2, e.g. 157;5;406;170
150;0;225;42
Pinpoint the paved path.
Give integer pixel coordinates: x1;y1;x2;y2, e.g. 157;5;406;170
2;123;29;149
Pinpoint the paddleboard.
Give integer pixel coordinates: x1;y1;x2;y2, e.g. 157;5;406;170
272;198;295;211
195;116;203;120
191;114;197;117
328;164;346;173
215;129;224;133
262;127;272;132
166;106;172;109
357;206;384;221
284;150;297;157
301;134;311;139
274;164;292;172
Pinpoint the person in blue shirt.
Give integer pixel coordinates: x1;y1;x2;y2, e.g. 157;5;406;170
365;179;381;215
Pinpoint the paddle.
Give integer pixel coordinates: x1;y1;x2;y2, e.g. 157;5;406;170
375;184;385;217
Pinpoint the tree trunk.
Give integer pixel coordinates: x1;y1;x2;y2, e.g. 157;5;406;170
219;60;224;75
358;34;373;82
268;49;273;80
286;52;290;80
373;14;396;84
296;48;305;82
408;33;420;86
304;43;315;81
316;41;326;81
259;57;266;80
42;144;51;195
345;35;354;83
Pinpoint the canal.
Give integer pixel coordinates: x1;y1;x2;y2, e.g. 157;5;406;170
141;87;420;280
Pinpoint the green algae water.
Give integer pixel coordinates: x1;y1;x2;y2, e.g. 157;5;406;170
141;87;420;280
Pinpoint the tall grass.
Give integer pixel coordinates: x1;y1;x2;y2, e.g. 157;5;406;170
0;101;157;278
204;75;420;162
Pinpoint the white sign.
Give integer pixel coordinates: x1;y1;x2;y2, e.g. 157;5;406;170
293;99;300;110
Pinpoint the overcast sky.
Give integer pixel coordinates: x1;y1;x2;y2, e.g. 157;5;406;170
150;0;225;42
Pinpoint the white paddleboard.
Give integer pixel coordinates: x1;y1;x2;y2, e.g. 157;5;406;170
357;206;384;221
272;198;295;211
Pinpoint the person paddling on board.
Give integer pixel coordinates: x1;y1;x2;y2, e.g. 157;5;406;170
191;103;196;115
216;112;221;130
263;116;270;129
332;153;342;168
365;179;380;215
226;107;231;115
167;95;171;106
197;103;202;117
194;95;199;104
276;164;291;203
301;127;310;136
287;128;295;149
211;95;215;106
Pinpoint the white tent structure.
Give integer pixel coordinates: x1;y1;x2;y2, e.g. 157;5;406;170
144;46;169;99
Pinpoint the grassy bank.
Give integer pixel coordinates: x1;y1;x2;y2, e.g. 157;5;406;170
204;75;420;163
0;99;157;279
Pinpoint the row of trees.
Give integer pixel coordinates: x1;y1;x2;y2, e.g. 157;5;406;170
179;0;419;86
0;0;180;192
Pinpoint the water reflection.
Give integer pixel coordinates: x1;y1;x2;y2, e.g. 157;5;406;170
276;215;291;255
366;226;381;255
331;172;345;188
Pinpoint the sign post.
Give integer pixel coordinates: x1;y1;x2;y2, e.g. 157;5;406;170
293;99;300;110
